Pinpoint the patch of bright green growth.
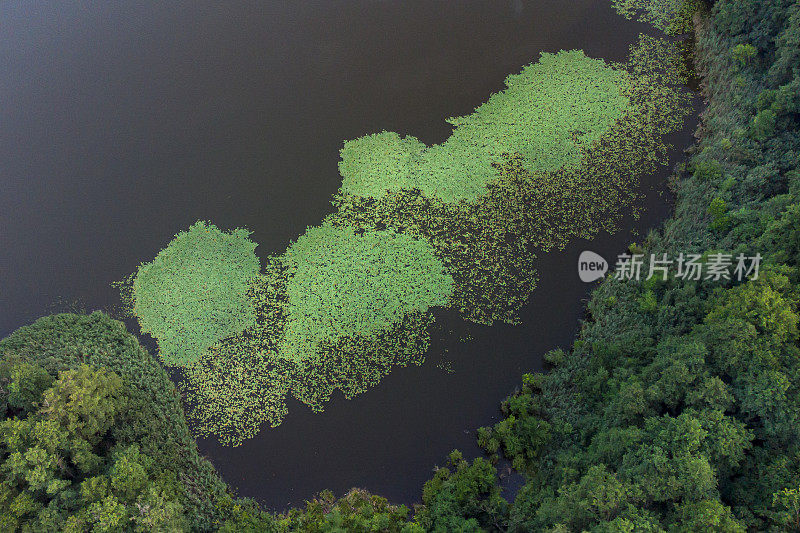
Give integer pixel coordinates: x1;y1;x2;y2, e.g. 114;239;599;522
638;289;659;312
732;43;758;67
279;223;454;362
132;221;260;366
338;132;427;199
340;50;631;202
708;197;731;232
611;0;701;34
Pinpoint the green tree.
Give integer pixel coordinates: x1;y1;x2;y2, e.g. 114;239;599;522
278;489;413;533
413;451;508;532
708;197;731;232
731;43;757;67
0;363;188;531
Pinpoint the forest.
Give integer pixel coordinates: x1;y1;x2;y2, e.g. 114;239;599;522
2;0;800;530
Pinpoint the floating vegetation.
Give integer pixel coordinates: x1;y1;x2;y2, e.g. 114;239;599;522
122;36;692;445
330;36;691;325
129;221;260;366
611;0;701;35
436;360;455;374
176;241;443;445
179;331;294;446
180;260;435;445
288;311;434;415
340;51;630;203
279;223;453;362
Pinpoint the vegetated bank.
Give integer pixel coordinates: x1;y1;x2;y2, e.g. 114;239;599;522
0;313;246;531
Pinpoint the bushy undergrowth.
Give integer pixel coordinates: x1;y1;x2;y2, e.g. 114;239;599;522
0;313;251;531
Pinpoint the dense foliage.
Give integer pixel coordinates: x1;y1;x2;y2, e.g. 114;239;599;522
0;313;263;531
277;489;416;533
412;451;508;532
1;364;188;531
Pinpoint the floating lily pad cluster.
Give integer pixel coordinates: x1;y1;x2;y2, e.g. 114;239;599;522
611;0;701;34
122;37;691;445
339;51;630;202
279;223;453;363
330;37;691;325
130;221;260;366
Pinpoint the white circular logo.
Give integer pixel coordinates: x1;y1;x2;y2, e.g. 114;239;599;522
578;251;608;282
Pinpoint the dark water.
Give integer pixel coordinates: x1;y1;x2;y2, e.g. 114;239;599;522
0;1;699;510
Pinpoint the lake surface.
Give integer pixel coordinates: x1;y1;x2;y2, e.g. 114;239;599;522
0;0;699;510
